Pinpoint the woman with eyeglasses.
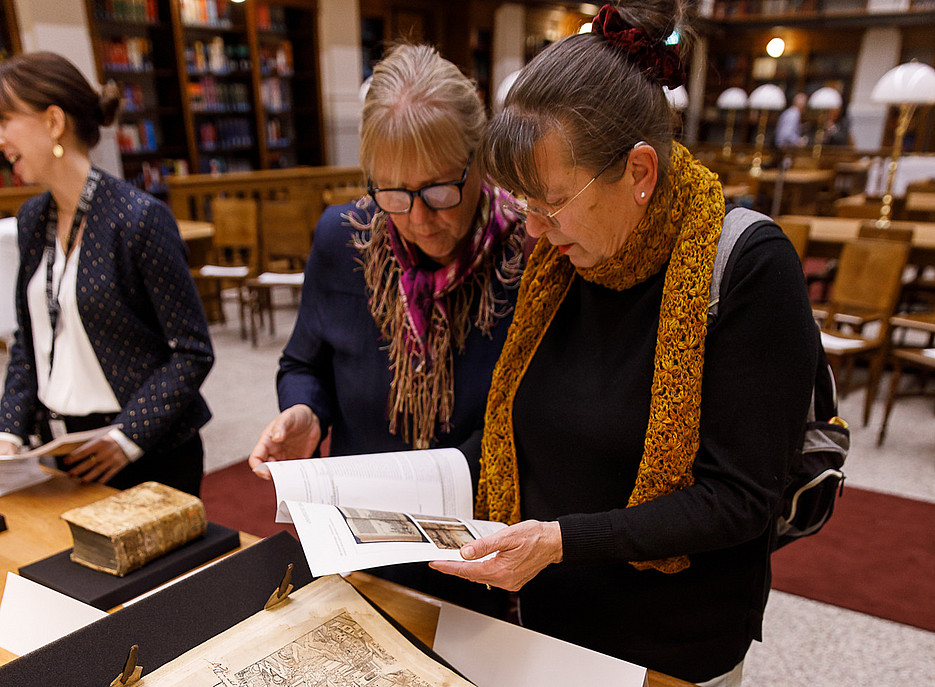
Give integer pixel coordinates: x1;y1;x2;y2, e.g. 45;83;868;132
248;44;525;614
429;2;819;684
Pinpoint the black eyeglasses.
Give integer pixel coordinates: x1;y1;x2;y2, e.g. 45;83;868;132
368;154;473;214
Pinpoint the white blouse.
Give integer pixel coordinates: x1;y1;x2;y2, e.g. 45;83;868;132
20;240;142;460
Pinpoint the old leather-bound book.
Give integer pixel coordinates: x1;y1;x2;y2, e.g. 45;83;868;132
60;482;207;576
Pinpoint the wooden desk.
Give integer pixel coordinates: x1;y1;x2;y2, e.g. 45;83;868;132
0;472;257;666
780;214;935;266
753;169;835;215
346;571;696;687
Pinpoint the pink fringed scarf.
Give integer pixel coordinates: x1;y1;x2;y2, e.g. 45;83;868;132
351;182;524;448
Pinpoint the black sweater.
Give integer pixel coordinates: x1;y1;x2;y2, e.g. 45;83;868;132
513;224;818;683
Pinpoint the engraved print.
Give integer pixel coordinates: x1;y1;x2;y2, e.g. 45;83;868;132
208;611;433;687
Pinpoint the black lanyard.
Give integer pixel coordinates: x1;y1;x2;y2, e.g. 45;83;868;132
44;167;101;368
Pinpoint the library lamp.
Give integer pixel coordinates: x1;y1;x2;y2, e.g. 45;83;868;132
716;87;748;158
807;87;843;161
747;84;786;177
870;61;935;228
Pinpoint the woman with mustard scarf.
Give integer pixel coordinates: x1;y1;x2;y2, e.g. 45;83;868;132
429;3;818;685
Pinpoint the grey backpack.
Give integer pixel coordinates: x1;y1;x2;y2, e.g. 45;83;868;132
709;207;850;550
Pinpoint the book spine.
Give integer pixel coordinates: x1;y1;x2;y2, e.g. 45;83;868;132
114;504;207;576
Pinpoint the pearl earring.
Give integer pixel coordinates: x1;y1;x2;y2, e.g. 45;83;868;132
52;142;64;158
640;191;646;199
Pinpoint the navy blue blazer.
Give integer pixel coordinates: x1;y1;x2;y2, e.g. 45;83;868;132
277;201;523;486
0;171;213;454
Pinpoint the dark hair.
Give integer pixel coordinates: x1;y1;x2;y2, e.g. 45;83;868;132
479;0;694;201
0;51;120;149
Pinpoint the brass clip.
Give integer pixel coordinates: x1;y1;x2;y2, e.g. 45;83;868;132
109;644;142;686
264;562;294;609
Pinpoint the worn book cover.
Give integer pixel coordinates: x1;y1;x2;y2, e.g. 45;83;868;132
59;481;207;577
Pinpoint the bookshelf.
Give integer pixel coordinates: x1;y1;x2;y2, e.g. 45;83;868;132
84;0;323;192
86;0;192;194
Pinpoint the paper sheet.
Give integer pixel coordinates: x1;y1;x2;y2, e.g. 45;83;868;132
434;602;648;687
267;447;474;523
0;455;52;496
285;501;504;577
0;572;107;657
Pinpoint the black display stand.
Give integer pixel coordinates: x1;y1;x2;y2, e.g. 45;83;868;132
18;522;241;610
0;531;313;686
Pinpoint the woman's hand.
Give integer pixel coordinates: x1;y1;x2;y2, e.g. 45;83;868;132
248;405;322;480
429;520;563;592
0;440;19;457
64;435;129;485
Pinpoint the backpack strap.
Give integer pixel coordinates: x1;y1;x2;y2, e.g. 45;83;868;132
708;207;778;322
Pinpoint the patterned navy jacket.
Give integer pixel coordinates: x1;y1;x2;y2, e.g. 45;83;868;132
0;171;214;454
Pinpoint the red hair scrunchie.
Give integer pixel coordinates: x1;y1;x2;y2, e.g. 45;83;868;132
591;4;686;89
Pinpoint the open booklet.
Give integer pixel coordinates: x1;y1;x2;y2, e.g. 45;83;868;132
266;448;506;577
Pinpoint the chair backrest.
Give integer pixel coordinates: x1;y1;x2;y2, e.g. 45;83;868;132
829;238;909;319
259;199;314;271
778;219;809;262
857;222;914;243
210;197;259;271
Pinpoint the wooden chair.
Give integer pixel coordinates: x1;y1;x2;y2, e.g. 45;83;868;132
246;198;314;345
812;224;914;328
777;218;809;264
876;311;935;446
192;197;259;340
818;238;910;425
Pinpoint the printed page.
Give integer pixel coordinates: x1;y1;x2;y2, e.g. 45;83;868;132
0;455;52;496
267;448;473;522
138;575;474;686
284;501;506;577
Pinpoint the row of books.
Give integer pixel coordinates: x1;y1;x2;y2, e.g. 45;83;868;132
266;117;292;149
189;79;251;113
180;0;233;29
257;41;293;78
260;78;291;113
198;118;254;151
185;38;251;76
200;156;253;175
254;4;287;32
102;37;152;73
94;0;158;23
118;120;159;153
127;158;189;195
121;83;148;112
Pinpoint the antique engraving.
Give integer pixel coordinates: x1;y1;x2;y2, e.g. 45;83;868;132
139;575;473;687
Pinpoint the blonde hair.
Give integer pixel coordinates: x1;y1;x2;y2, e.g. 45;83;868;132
359;44;485;182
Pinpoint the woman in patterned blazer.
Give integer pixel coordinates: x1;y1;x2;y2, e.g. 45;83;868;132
0;52;213;496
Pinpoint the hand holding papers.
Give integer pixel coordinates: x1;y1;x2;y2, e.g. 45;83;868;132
267;448;506;577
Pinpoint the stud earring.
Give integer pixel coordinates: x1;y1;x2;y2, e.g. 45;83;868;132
52;142;64;158
640;191;646;199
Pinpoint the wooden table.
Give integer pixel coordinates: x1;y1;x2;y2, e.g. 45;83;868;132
346;571;696;687
0;472;257;666
753;169;836;215
0;475;692;685
780;214;935;266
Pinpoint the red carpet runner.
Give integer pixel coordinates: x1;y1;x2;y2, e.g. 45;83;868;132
203;463;935;632
770;485;935;632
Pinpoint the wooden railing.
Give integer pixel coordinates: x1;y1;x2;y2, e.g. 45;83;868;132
166;166;366;223
0;185;44;218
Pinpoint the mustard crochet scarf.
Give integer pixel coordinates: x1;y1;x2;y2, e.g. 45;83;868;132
476;142;725;574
